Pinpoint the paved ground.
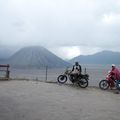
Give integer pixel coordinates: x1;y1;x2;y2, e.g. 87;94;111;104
0;80;120;120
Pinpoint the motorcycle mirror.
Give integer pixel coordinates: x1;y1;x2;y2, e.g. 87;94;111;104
84;68;86;74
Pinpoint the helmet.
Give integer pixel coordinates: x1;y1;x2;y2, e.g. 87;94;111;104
112;64;115;67
75;62;79;65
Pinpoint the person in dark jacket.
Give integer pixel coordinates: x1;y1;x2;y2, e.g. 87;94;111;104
70;62;82;82
72;62;82;74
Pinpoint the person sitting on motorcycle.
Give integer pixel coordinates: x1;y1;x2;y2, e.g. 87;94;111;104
70;62;82;82
111;64;120;79
106;71;115;89
110;64;120;92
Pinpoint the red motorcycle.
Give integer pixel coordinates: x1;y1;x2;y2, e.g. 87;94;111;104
99;72;115;90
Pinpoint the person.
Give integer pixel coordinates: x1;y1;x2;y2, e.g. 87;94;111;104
111;64;120;79
70;62;82;82
110;64;120;93
106;71;115;89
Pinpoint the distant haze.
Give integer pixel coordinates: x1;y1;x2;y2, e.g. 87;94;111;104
0;0;120;59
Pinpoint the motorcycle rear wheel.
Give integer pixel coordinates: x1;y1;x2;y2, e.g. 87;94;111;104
78;78;88;88
57;75;67;84
99;80;109;90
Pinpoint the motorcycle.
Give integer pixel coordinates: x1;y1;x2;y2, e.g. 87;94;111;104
57;68;89;88
99;79;113;90
99;79;120;90
99;71;117;90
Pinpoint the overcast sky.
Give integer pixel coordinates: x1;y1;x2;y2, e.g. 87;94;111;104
0;0;120;59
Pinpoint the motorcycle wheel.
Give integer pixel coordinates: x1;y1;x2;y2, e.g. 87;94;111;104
99;80;109;90
57;75;67;84
78;78;88;88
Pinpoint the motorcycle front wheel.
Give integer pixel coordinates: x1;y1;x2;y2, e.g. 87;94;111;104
99;80;109;90
57;75;67;84
78;78;88;88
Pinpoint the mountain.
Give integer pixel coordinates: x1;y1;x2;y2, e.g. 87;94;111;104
0;50;11;63
69;50;120;64
6;46;70;68
0;59;5;64
0;47;16;59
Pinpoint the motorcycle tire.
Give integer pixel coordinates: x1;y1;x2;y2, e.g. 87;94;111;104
99;80;109;90
78;78;88;88
57;75;67;84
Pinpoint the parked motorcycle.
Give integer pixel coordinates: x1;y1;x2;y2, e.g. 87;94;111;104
57;68;89;88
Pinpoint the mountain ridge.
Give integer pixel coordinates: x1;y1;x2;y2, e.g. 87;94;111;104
69;50;120;64
2;46;70;68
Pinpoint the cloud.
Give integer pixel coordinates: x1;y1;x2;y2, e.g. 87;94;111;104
0;0;120;58
49;46;81;60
